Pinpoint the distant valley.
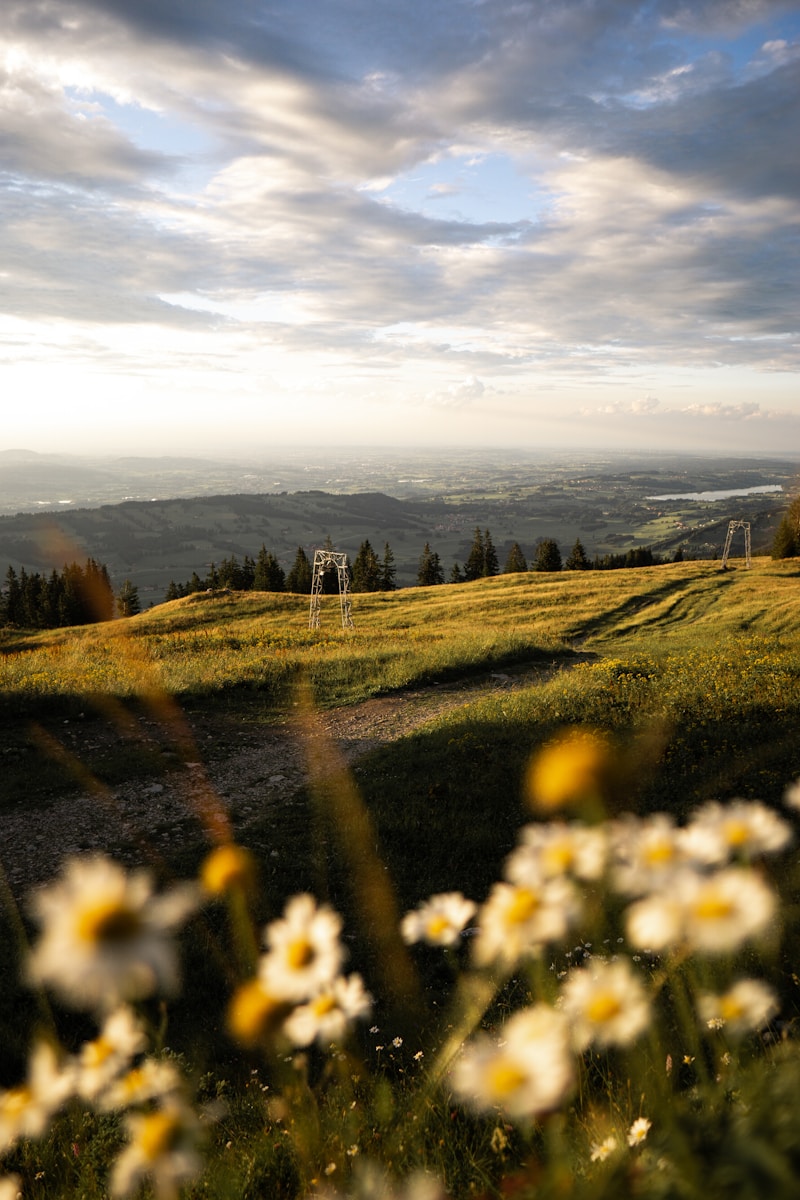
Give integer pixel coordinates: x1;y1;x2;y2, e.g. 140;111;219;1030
0;449;796;605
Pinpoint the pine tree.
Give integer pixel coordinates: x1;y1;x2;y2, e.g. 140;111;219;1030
116;579;141;617
449;561;464;583
254;546;285;591
286;546;313;594
772;495;800;559
464;528;485;581
417;543;444;586
4;566;20;625
164;581;181;602
673;545;684;564
380;542;397;591
504;542;527;573
565;538;590;570
483;529;499;577
534;539;562;572
351;540;382;592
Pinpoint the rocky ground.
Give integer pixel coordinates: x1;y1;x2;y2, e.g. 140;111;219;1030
1;661;569;902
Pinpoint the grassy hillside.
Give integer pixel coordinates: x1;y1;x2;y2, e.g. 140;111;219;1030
3;557;800;1199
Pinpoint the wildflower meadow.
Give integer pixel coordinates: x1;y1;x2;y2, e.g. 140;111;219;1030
2;558;800;1198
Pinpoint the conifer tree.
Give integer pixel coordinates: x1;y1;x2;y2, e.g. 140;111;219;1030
380;542;397;591
504;542;528;573
286;546;313;593
565;538;590;570
534;538;562;572
417;543;444;586
483;529;499;577
772;495;800;558
116;579;141;617
351;540;382;592
464;528;485;581
449;561;464;583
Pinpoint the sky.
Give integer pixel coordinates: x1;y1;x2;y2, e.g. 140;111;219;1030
1;0;799;458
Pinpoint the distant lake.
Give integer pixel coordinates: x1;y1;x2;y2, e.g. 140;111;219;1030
647;485;783;502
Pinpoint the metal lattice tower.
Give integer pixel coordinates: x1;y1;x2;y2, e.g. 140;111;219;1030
308;549;354;630
721;520;752;568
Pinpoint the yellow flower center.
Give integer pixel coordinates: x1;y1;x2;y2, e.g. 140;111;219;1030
286;937;315;970
506;888;540;924
644;839;674;866
426;915;450;939
544;843;575;873
724;821;749;847
138;1110;182;1161
201;844;254;895
227;980;288;1044
1;1087;32;1118
720;996;745;1022
76;899;142;945
586;991;623;1025
488;1060;527;1099
311;993;338;1017
84;1036;114;1068
694;893;734;922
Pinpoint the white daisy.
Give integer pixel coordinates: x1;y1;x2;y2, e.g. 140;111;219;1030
505;822;607;884
472;878;581;970
400;892;476;947
110;1100;202;1199
678;867;777;954
260;894;345;1001
27;855;198;1011
99;1057;185;1113
681;800;792;866
609;814;685;896
76;1006;148;1101
0;1041;74;1154
450;1004;574;1120
698;979;779;1036
560;958;651;1051
283;973;372;1047
627;1117;652;1146
590;1135;618;1162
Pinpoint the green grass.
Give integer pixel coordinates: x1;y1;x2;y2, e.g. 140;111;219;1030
3;558;800;1198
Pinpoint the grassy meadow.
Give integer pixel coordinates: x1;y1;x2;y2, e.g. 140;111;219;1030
2;556;800;1198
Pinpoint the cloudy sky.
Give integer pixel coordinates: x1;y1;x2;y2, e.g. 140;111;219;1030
2;0;799;457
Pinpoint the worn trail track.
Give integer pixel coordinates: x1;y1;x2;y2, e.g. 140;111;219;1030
2;659;577;900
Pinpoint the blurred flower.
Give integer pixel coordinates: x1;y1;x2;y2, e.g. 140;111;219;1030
110;1100;202;1199
627;1117;651;1146
76;1007;147;1101
506;822;607;884
610;814;686;896
681;801;792;865
679;867;776;953
0;1041;74;1153
200;844;256;896
590;1135;618;1162
625;890;684;951
401;892;476;947
524;729;612;812
260;894;345;1001
226;979;293;1047
450;1004;574;1119
472;878;580;969
560;958;651;1051
28;855;198;1011
698;979;779;1036
99;1057;185;1112
783;778;800;811
284;974;372;1047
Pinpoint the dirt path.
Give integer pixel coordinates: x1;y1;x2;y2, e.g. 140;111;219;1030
2;659;574;900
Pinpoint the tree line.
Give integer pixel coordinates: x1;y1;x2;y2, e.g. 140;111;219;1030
0;560;142;628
